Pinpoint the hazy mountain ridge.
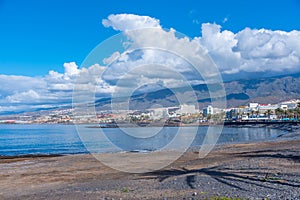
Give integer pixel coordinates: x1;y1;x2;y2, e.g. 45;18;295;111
228;73;300;106
95;73;300;110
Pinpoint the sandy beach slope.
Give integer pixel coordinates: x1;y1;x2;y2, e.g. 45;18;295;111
0;133;299;199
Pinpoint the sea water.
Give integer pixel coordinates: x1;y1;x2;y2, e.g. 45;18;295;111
0;124;284;156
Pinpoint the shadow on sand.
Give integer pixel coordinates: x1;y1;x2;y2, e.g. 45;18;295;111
139;149;300;190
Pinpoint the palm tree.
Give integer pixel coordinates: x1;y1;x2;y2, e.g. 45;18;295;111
293;106;300;120
236;112;240;119
286;109;294;120
207;114;212;121
284;110;287;118
294;108;298;120
275;108;283;120
295;102;300;119
296;108;300;120
267;109;272;120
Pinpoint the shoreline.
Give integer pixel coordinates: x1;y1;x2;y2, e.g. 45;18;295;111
0;128;298;160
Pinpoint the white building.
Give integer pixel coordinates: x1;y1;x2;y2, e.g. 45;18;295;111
176;104;197;115
149;108;169;120
280;104;288;110
258;104;278;114
203;105;214;117
248;103;259;111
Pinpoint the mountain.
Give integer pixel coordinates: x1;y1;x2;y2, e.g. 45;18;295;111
4;73;299;117
224;73;300;107
95;73;300;110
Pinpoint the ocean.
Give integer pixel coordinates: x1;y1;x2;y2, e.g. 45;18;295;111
0;124;284;156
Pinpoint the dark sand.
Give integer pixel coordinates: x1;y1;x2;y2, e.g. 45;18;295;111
0;133;299;199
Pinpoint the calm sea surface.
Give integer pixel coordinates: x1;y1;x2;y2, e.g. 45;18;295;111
0;124;286;156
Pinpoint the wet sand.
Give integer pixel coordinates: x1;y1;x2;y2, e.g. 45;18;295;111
0;134;299;199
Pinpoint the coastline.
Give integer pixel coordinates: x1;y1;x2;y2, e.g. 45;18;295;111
0;125;293;159
0;131;299;199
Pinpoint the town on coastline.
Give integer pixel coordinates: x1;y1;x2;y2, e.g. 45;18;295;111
1;99;300;126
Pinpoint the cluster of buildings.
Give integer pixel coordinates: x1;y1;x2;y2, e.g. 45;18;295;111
1;99;299;125
224;100;300;121
95;104;200;125
0;109;73;124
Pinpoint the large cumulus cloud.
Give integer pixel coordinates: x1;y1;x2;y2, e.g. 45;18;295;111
100;14;221;96
199;23;300;74
1;13;300;114
102;13;300;77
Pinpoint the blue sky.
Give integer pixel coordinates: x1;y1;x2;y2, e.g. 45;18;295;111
1;0;300;114
1;0;300;76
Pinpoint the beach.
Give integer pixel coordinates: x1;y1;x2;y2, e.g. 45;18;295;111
0;132;299;200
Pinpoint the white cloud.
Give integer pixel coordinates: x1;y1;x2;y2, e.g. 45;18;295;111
6;90;40;103
101;13;300;76
103;51;121;65
102;14;161;31
0;62;114;114
99;13;300;97
0;74;46;95
63;62;80;79
198;23;241;74
196;23;300;74
1;13;300;114
100;14;224;95
222;17;228;23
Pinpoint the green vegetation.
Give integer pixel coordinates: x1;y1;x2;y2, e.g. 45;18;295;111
120;187;130;193
275;106;300;120
262;173;281;182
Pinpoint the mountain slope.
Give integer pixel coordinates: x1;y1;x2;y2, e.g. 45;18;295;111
95;73;300;110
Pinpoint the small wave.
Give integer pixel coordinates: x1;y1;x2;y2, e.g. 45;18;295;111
127;149;153;153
